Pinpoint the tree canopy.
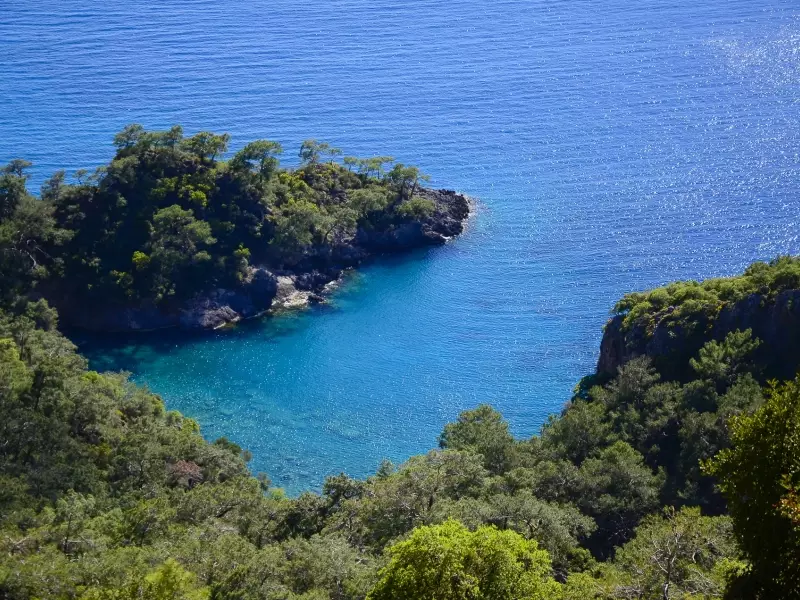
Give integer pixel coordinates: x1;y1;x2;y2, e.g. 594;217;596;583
0;126;441;317
368;520;561;600
705;378;800;598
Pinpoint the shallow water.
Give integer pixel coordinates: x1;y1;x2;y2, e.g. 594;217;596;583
3;0;799;492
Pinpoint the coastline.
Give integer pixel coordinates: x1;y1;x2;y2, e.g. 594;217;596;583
56;188;474;333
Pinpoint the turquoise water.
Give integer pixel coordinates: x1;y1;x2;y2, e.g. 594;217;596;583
3;1;800;493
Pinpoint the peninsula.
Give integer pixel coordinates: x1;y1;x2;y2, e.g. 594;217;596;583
1;125;470;331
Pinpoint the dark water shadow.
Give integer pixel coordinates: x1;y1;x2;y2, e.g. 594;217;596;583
68;246;437;373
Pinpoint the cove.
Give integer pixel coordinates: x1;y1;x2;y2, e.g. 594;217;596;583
76;241;551;494
4;1;800;493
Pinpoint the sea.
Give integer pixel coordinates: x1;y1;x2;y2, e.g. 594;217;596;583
2;0;799;493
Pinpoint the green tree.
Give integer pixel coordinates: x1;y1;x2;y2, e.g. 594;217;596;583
350;450;487;549
320;204;358;245
690;329;761;392
279;535;377;599
161;125;184;148
40;170;66;203
480;491;596;575
704;378;800;598
0;161;32;220
113;124;146;149
299;140;341;166
396;196;435;220
386;164;429;201
146;205;216;300
577;441;664;555
606;507;739;600
0;167;68;303
348;186;391;217
54;491;96;555
357;157;395;178
270;198;326;255
440;405;517;474
367;520;562;600
81;559;210;600
181;131;230;162
230;140;283;182
541;399;613;464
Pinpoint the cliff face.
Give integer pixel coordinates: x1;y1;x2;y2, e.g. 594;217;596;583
597;289;800;380
596;315;627;376
60;189;471;332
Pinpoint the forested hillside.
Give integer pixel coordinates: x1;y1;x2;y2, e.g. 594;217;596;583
1;260;799;598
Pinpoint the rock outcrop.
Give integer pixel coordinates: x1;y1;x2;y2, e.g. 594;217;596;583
63;267;279;332
355;189;470;251
597;289;800;380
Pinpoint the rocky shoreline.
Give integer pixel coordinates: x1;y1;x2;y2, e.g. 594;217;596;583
59;189;472;332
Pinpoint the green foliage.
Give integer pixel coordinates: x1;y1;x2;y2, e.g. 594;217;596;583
113;123;147;149
542;398;612;465
80;559;210;600
4;162;800;600
613;256;800;341
690;329;760;390
132;250;150;270
396;196;435;220
367;520;562;600
347;186;391;217
0;295;768;600
439;404;517;474
604;507;739;599
270;198;325;252
705;378;800;598
181;131;230;162
299;140;341;165
355;156;395;178
575;441;664;554
386;163;429;201
0;161;30;219
143;205;216;301
0;162;69;303
475;491;596;576
230;140;283;182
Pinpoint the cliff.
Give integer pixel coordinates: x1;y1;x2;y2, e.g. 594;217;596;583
598;285;800;381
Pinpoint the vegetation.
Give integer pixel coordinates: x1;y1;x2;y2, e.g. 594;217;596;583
609;257;800;380
613;256;800;335
1;131;799;597
367;520;561;600
705;379;800;598
1;275;797;598
0;126;441;315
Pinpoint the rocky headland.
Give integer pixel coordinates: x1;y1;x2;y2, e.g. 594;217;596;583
597;262;800;381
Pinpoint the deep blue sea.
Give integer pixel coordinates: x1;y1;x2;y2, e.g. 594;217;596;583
2;1;799;493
